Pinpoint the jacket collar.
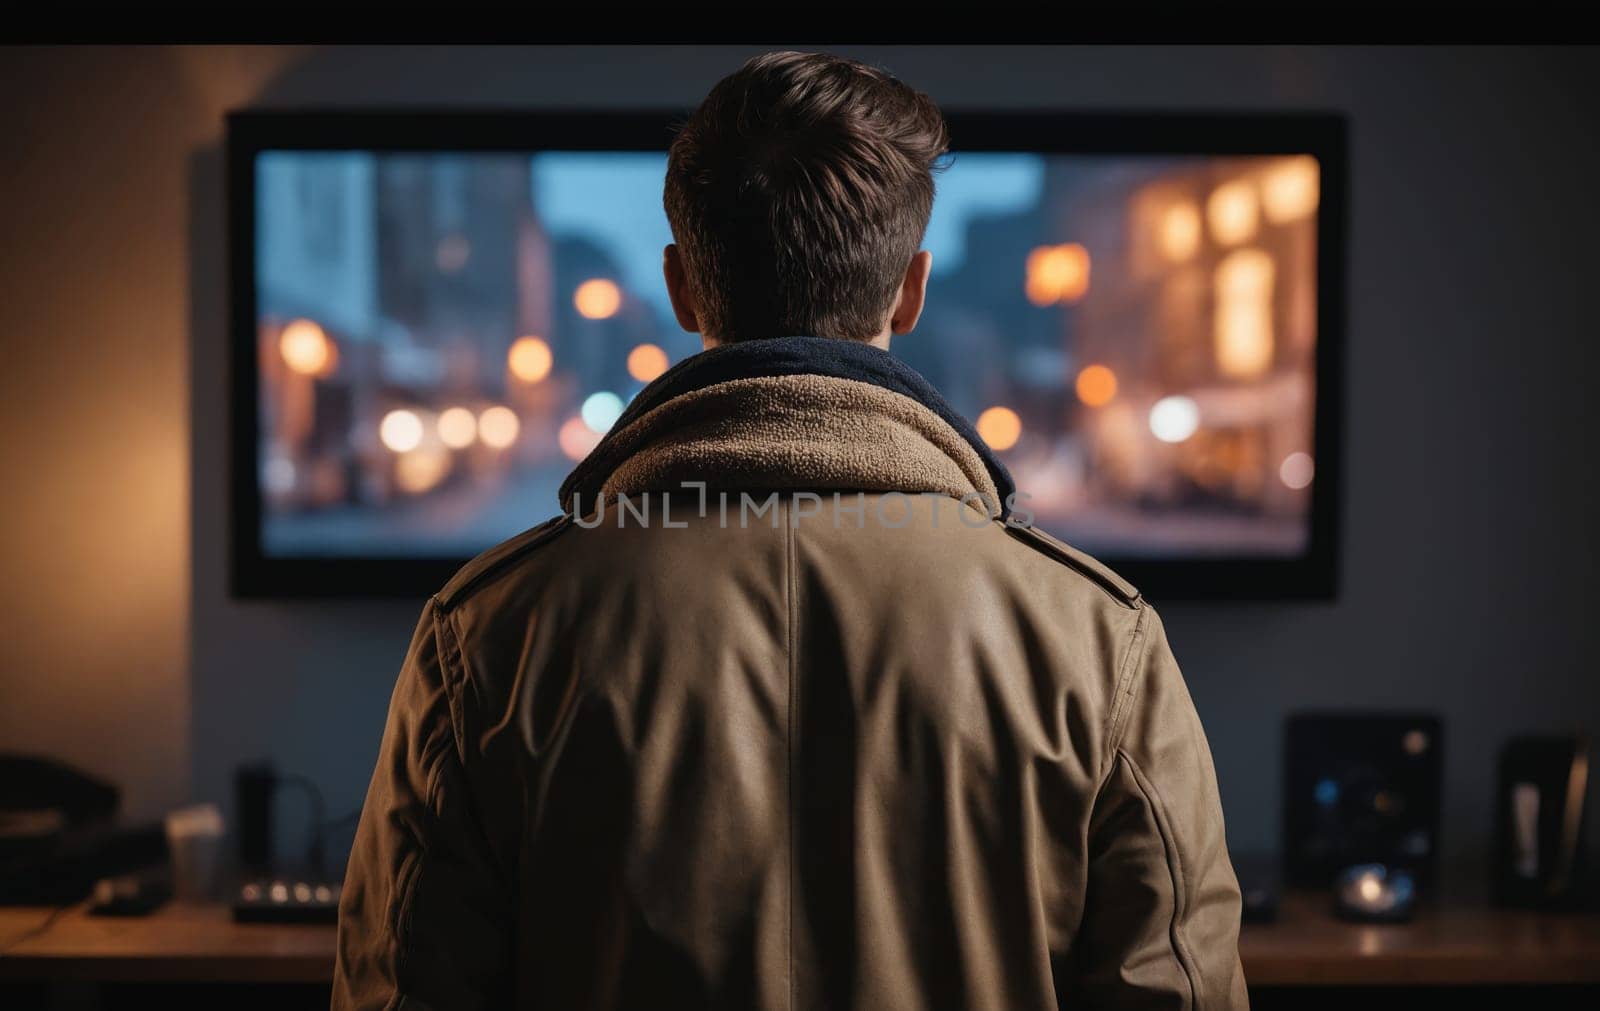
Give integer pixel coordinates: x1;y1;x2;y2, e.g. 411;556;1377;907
559;336;1015;518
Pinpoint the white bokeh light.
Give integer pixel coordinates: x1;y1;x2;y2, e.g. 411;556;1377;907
1148;396;1200;444
379;409;424;453
1279;451;1315;490
582;391;625;433
263;456;296;495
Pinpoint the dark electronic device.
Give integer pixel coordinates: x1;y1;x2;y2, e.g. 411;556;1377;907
232;877;341;924
236;761;277;876
1283;713;1443;889
88;869;173;917
233;761;329;880
0;821;170;906
1494;735;1590;909
0;754;118;828
1333;863;1417;923
0;754;168;906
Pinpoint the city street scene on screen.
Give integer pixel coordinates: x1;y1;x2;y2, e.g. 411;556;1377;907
255;149;1320;559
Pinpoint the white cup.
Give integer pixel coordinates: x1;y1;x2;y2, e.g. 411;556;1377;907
165;804;226;902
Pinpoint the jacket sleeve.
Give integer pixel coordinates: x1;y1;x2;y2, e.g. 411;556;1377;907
333;600;512;1011
1067;605;1248;1010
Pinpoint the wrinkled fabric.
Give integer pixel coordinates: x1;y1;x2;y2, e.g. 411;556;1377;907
336;347;1246;1011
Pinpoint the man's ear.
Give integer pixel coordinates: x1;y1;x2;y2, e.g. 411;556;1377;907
889;250;933;335
663;244;701;335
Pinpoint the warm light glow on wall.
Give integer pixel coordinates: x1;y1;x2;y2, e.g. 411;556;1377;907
477;406;521;449
1262;156;1320;224
976;406;1023;451
1024;243;1090;306
574;278;623;319
378;409;424;453
395;446;451;494
437;406;477;449
1214;248;1276;379
1159;202;1202;263
507;336;553;384
1075;364;1119;407
558;415;604;461
627;343;670;383
1206;180;1259;246
279;319;335;377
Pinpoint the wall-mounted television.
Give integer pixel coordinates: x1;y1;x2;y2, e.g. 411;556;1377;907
228;110;1345;599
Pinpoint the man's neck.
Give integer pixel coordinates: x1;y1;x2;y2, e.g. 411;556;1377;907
700;331;892;351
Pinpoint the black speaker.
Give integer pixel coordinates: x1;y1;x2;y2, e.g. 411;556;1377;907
1282;712;1443;888
235;762;276;876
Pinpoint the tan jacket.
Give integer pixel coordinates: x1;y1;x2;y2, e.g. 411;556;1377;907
335;340;1246;1010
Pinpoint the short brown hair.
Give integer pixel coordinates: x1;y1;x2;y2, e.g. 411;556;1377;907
664;51;948;342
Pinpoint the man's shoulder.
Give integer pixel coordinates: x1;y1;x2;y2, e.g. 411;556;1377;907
434;514;573;613
999;522;1144;611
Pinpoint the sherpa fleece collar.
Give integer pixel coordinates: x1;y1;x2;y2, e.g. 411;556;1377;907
558;336;1016;518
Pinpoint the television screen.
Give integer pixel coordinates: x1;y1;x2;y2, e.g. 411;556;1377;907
230;112;1343;598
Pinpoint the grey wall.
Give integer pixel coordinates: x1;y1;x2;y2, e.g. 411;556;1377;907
8;46;1598;888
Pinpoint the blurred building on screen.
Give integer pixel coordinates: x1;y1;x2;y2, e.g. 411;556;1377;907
254;151;1320;559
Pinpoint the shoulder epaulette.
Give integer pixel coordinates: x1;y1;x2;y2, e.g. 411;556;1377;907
435;514;572;611
1004;524;1142;608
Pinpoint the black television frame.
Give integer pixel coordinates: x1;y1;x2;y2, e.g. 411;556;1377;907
228;109;1346;600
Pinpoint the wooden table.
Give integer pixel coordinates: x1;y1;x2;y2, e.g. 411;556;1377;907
0;902;332;984
3;893;1599;987
1241;891;1600;986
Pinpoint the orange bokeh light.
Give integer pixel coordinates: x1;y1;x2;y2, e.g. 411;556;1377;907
507;336;553;384
1024;243;1090;306
437;407;477;449
574;278;623;320
1262;155;1320;224
627;343;669;383
1159;202;1202;263
477;406;521;450
976;406;1023;452
279;319;335;377
394;447;451;495
1207;180;1259;246
1214;248;1276;379
1075;364;1118;407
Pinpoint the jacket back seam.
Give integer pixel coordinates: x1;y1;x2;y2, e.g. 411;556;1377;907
1118;747;1207;1010
784;500;797;1011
